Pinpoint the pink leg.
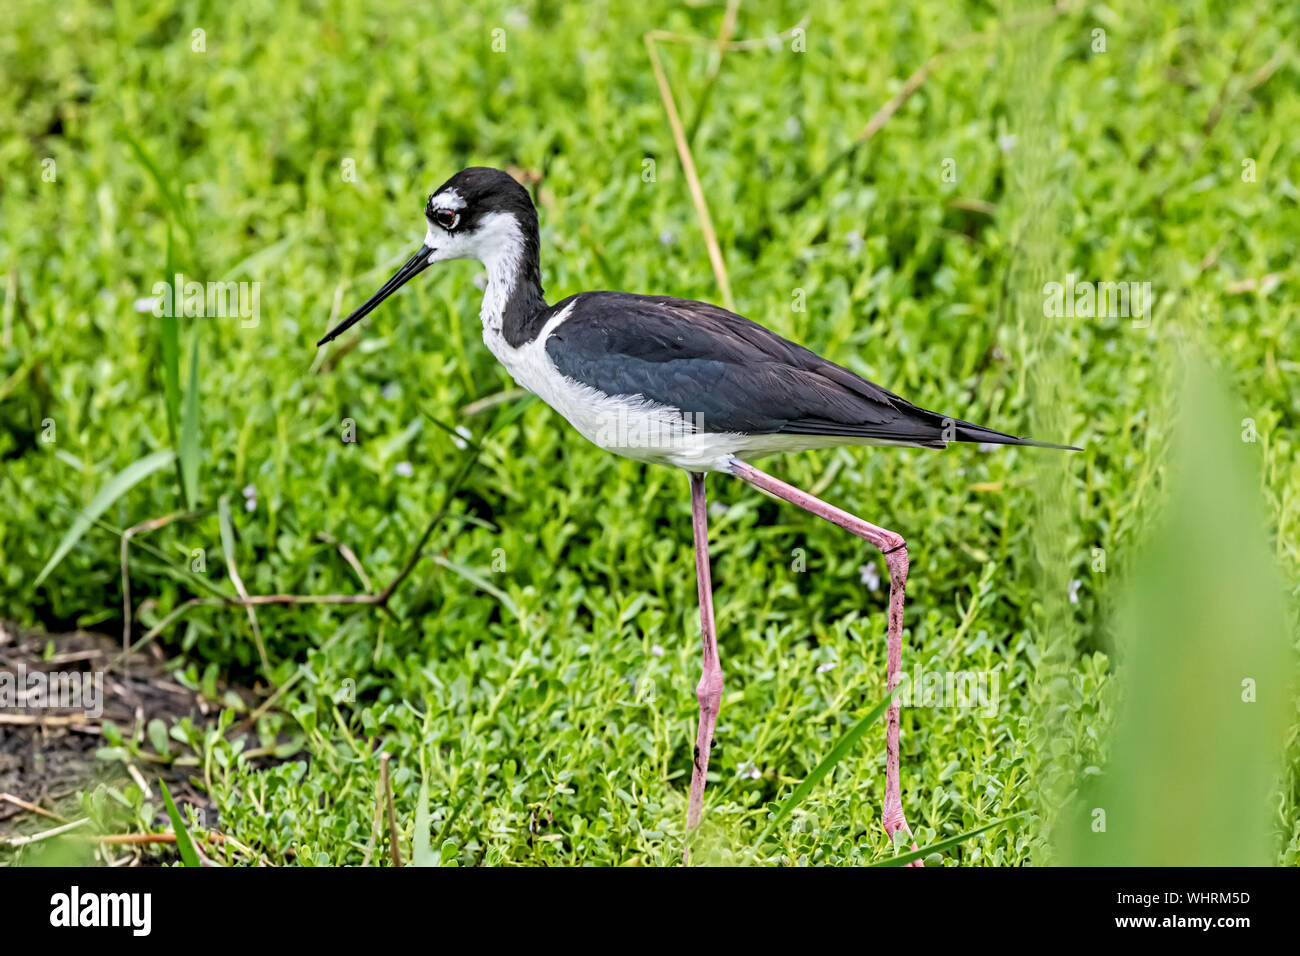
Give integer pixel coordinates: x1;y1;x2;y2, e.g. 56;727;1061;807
685;471;723;854
729;458;921;865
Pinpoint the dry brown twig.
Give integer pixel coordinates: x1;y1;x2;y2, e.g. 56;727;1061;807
316;531;373;591
121;510;196;669
115;459;471;670
85;830;273;866
640;5;813;313
0;792;69;823
0;817;89;848
644;31;735;312
0;713;91;727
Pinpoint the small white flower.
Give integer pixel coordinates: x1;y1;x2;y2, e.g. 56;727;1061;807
381;382;400;400
708;501;728;520
858;563;881;592
659;230;676;247
817;661;836;674
395;461;414;477
242;484;256;499
846;230;864;255
1068;579;1081;604
650;644;665;658
998;133;1017;153
737;762;761;780
134;297;160;313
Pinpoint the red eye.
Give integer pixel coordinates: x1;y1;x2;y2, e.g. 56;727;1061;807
434;209;459;230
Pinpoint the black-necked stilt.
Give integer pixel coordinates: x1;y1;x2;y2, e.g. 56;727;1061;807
318;166;1077;863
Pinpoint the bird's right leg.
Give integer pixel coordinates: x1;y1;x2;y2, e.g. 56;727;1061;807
728;458;921;865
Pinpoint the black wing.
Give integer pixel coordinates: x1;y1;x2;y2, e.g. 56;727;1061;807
543;292;1068;448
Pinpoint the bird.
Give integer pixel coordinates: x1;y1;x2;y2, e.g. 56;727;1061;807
317;166;1077;864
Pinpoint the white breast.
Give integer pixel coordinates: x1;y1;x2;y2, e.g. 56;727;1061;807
483;303;688;461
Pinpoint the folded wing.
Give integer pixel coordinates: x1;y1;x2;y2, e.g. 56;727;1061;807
543;292;1072;449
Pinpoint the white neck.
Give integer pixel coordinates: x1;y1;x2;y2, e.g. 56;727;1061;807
475;212;528;335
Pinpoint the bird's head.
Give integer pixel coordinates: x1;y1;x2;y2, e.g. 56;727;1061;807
317;166;539;346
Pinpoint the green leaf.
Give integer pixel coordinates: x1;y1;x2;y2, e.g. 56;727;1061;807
179;323;201;506
412;771;436;867
34;449;177;588
147;718;171;756
159;780;201;868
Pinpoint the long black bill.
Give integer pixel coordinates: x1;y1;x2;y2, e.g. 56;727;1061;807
316;245;433;346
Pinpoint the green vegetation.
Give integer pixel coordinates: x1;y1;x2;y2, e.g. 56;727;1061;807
1;0;1296;865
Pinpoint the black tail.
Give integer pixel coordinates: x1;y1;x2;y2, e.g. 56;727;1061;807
952;419;1080;451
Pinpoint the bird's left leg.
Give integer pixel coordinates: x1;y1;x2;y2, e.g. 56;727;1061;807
685;471;722;850
729;458;921;865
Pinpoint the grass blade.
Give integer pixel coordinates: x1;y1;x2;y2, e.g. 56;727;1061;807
160;223;182;445
34;449;177;588
122;130;196;249
160;319;181;444
217;494;238;572
159;780;201;867
179;323;201;506
412;770;436;867
217;494;270;673
870;812;1029;867
432;556;522;621
750;687;900;854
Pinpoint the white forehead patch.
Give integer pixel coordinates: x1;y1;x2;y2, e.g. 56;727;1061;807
432;187;466;211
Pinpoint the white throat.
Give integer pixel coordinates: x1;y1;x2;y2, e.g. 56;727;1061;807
475;212;528;336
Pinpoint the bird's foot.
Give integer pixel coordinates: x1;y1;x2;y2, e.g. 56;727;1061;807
883;797;923;867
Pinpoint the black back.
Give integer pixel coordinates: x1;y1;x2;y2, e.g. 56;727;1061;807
543;292;952;443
